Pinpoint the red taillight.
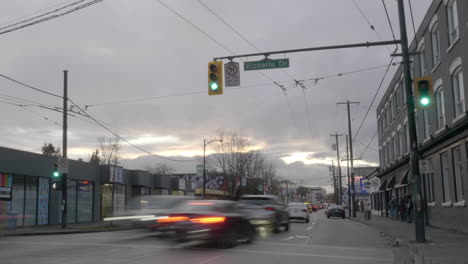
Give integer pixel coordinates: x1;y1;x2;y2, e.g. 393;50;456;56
265;207;275;211
190;217;226;224
302;209;307;212
156;216;189;223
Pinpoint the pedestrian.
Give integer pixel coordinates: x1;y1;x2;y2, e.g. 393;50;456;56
360;200;365;219
406;194;413;223
389;196;397;220
398;198;406;222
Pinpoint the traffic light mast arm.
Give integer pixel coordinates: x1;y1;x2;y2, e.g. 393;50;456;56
213;40;400;61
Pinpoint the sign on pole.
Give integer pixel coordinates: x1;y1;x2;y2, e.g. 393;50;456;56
241;178;247;187
244;58;289;71
224;61;240;87
419;160;430;174
196;164;203;178
57;156;69;173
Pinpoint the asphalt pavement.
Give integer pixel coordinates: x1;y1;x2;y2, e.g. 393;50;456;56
0;211;396;264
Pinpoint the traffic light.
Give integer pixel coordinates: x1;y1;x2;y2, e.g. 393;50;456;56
52;163;60;178
414;76;433;108
208;61;223;96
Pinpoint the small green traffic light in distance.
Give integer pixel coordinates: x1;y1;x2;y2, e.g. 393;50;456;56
53;171;60;177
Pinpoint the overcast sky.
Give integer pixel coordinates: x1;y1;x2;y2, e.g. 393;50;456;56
0;0;432;192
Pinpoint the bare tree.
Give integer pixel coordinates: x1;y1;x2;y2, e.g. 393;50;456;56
98;136;121;217
41;142;61;157
147;163;175;175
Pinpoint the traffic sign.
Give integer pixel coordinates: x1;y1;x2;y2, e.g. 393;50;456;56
57;156;68;173
224;61;240;87
196;164;203;177
244;58;289;71
419;160;430;174
241;178;247;186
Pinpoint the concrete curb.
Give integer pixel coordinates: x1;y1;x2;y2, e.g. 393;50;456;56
0;227;134;237
349;217;426;263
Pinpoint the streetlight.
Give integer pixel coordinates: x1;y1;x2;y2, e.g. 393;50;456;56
203;138;223;198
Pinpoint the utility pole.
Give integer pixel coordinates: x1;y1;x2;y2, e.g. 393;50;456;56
337;100;359;217
330;160;337;203
61;70;68;228
346;135;351;217
397;0;425;242
331;134;343;205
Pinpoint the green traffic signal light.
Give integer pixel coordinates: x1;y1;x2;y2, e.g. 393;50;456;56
53;171;60;177
210;82;219;91
420;97;430;106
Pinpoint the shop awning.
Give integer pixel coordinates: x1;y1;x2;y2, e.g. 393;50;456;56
379;179;387;191
386;175;396;189
395;169;410;187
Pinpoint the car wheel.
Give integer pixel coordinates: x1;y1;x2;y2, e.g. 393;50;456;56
305;218;309;223
327;215;330;218
284;222;289;231
342;215;345;219
217;233;236;249
273;220;281;233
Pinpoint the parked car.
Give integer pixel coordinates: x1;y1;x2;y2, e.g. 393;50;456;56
287;202;309;223
160;200;256;248
326;205;346;219
239;195;289;232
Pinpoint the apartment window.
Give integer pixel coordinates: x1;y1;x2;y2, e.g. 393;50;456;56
382;145;386;167
452;146;464;202
430;22;440;66
387;141;391;165
388;102;393;122
405;123;410;153
395;132;400;159
426;159;435;202
447;0;459;46
418;44;426;76
401;79;406;106
383;111;387;131
441;152;451;203
423;109;430;139
435;86;445;129
390;137;395;163
398;128;404;157
452;67;465;117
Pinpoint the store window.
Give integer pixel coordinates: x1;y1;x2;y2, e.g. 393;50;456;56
426;159;435;202
24;176;37;226
441;152;451;203
452;146;464;202
37;177;49;225
67;181;77;223
77;181;93;222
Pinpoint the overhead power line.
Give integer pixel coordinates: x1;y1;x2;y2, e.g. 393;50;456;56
0;73;62;98
67;98;198;163
358;130;379;158
353;57;395;141
381;0;398;47
0;100;61;126
0;0;88;32
408;0;419;49
0;0;104;36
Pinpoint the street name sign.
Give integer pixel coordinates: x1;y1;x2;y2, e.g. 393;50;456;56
244;58;289;71
58;156;69;173
224;61;240;87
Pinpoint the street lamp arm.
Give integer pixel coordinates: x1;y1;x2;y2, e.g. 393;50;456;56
205;139;223;147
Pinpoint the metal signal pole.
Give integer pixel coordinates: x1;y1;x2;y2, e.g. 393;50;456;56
346;135;351;217
397;0;425;242
61;70;68;228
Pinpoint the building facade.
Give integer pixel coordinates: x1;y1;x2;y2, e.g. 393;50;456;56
0;146;195;229
373;0;468;232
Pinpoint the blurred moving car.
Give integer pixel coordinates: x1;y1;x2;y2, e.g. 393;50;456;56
239;195;289;232
161;200;256;248
326;205;346;219
287;203;309;223
236;203;276;229
103;195;191;231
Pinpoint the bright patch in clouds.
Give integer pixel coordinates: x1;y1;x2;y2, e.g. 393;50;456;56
281;152;331;165
128;135;180;145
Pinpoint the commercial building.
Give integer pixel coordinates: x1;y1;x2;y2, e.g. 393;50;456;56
373;0;468;232
0;146;195;228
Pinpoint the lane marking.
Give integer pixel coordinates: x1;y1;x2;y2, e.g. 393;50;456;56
282;236;295;241
0;241;392;262
199;254;224;264
306;226;313;230
255;241;390;252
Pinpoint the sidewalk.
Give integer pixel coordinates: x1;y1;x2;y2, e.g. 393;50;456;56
351;213;468;264
0;221;133;237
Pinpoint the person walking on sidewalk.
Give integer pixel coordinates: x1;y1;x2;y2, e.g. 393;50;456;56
398;197;406;222
388;196;396;219
405;194;413;223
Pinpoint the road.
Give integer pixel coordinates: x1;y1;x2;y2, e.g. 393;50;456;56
0;211;395;264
